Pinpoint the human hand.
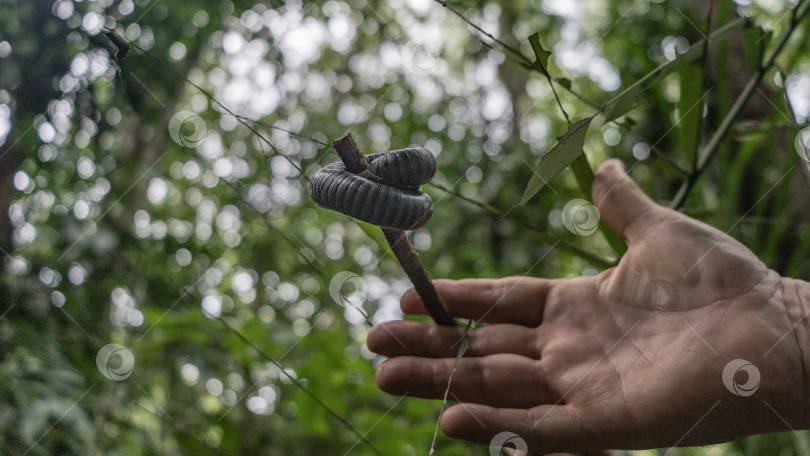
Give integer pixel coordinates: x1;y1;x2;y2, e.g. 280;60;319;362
367;159;810;453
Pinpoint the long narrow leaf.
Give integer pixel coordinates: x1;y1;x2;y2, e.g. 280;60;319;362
513;117;593;209
355;220;399;263
602;84;640;124
678;64;704;168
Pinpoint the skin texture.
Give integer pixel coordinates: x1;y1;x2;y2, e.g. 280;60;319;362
367;160;810;454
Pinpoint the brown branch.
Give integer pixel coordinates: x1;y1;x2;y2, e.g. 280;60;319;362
332;134;370;174
381;228;456;326
332;134;456;326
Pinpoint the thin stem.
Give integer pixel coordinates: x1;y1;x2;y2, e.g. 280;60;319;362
332;134;370;173
232;114;331;147
382;228;456;326
548;75;571;124
433;0;531;66
432;0;603;110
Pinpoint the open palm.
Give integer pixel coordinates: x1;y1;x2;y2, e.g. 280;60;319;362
367;160;810;454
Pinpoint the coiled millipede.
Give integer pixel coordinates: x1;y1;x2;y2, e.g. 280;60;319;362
310;147;436;230
310;134;456;326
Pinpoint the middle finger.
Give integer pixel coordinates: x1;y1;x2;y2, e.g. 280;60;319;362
375;354;560;408
367;320;542;359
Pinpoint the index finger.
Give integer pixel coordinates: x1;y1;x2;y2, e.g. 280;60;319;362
402;278;553;326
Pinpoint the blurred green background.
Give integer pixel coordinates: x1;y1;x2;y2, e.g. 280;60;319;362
1;0;809;454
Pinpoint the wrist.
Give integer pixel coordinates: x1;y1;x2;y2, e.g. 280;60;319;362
781;276;810;425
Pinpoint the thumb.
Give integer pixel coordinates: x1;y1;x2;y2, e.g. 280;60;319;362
592;159;660;242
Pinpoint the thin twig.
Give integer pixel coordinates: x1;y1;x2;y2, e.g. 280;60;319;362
547;76;571;124
332;134;370;173
435;0;605;110
433;0;531;66
232;114;331;147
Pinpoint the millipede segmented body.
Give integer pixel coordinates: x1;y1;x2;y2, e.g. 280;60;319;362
310;147;437;230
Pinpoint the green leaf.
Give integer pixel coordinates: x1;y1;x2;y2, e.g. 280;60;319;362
558;78;572;90
528;33;552;76
514;117;593;208
569;154;595;199
742;25;771;71
354;220;398;262
678;63;704;166
602;84;640;124
792;430;810;455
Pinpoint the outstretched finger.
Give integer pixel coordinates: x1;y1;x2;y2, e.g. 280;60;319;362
375;354;559;408
441;403;595;454
367;320;542;359
402;278;553;326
